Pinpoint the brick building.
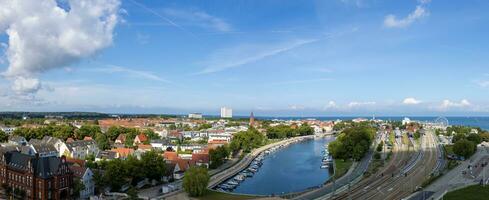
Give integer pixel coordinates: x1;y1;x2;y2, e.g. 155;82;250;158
0;151;74;199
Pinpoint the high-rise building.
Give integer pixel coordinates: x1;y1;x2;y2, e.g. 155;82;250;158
220;107;233;118
249;112;255;127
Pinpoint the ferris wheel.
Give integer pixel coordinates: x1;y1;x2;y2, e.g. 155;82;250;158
434;117;449;128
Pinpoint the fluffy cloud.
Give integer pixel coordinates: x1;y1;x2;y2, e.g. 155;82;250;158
403;97;421;105
440;99;471;109
383;0;430;28
324;101;337;109
348;101;376;107
0;0;121;93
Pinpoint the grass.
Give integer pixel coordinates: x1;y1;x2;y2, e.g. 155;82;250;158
197;189;258;200
364;159;384;178
443;185;489;200
334;159;353;179
389;131;395;146
444;145;454;155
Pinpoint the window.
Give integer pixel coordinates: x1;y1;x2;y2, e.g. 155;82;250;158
38;191;41;199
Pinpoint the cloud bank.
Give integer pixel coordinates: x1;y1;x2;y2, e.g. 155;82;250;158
0;0;121;94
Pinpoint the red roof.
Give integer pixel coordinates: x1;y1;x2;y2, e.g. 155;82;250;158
69;165;87;178
66;137;74;143
163;151;178;161
115;134;126;143
192;153;209;164
135;133;148;143
111;148;134;158
83;136;93;141
138;144;152;150
66;158;85;167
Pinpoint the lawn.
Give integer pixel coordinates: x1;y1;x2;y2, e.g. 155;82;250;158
197;189;258;200
444;185;489;200
389;131;395;146
334;159;353;179
444;145;454;155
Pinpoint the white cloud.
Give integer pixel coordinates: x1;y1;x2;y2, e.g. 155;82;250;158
383;0;431;28
348;101;376;107
475;80;489;88
89;65;170;83
384;6;428;28
197;39;318;74
163;8;232;32
324;101;337;110
289;105;305;110
440;99;471;110
0;0;121;93
403;97;422;105
11;77;41;94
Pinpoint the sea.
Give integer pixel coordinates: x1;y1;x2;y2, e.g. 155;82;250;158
253;116;489;131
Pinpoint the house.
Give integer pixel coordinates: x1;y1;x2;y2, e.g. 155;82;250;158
83;136;93;141
150;139;177;151
133;133;148;146
171;159;192;180
191;153;209;168
0;126;16;134
163;151;178;161
163;163;176;182
62;140;99;159
137;144;152;151
68;165;94;199
115;134;126;145
0;151;74;200
22;143;58;157
111;148;134;159
8;135;27;146
95;150;117;161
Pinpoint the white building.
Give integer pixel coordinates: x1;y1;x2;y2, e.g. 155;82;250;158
188;113;203;119
220;107;233;118
402;117;411;125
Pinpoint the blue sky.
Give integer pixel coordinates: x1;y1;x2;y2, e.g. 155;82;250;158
1;0;489;116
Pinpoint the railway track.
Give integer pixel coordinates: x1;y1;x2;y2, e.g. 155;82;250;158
333;131;439;200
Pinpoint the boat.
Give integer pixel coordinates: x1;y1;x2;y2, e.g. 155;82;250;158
320;164;329;169
227;180;239;185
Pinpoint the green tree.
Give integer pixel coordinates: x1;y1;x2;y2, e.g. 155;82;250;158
209;145;230;169
467;133;482;144
126;186;140;200
76;125;102;139
140;151;166;181
298;123;314;136
376;141;384;152
452;133;466;143
0;130;7;142
328;126;375;161
183;167;210;197
73;179;86;198
453;139;476;159
143;129;160;140
95;132;110;150
229;128;265;153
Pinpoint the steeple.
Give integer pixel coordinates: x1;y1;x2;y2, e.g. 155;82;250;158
249;112;255;127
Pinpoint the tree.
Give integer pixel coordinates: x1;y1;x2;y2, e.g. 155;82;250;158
414;131;421;140
126;186;140;200
209;145;230;169
143;129;160;140
73;179;86;198
453;139;476;159
140;151;166;181
298;123;314;136
0;130;7;142
467;133;482;145
328;126;375;161
95;132;110;150
452;133;466;143
376;141;384;152
229;128;265;153
76;125;102;139
183;167;210;197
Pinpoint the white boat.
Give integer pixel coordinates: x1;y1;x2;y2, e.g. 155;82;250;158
320;165;329;169
227;180;239;185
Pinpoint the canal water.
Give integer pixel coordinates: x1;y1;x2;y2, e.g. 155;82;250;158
233;136;334;195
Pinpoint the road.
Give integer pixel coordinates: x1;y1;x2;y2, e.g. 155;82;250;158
419;144;489;200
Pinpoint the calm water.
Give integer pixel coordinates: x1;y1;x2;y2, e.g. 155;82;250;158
233;137;333;195
254;116;489;130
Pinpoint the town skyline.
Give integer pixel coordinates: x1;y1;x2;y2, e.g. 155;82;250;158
1;0;489;116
